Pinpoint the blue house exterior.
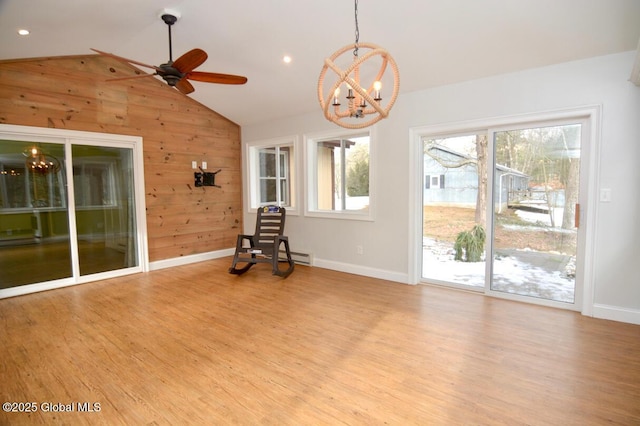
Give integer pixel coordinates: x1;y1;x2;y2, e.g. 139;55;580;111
424;145;529;210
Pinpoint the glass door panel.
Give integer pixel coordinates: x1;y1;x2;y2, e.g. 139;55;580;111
422;134;488;287
72;145;138;276
491;124;580;303
0;140;71;288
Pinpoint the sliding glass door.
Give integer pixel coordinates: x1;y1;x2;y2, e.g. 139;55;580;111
0;125;147;297
418;112;592;310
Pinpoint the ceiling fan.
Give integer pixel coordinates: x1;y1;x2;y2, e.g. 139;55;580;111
91;12;247;94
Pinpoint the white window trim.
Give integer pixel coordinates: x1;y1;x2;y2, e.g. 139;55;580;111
304;127;375;221
244;135;299;215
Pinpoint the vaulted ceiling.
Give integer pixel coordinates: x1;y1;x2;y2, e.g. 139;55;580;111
1;0;639;126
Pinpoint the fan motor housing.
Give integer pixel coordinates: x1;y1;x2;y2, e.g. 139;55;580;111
158;63;183;86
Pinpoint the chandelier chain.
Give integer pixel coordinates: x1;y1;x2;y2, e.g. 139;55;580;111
353;0;359;57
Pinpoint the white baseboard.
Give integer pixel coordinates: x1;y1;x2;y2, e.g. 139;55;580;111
149;248;235;271
313;258;410;284
151;252;410;284
591;304;640;325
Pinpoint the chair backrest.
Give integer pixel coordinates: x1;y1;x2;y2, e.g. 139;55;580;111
254;206;286;249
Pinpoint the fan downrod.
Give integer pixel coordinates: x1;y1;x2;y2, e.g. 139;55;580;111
161;13;179;62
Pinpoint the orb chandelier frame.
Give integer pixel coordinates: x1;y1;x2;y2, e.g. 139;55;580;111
317;0;400;129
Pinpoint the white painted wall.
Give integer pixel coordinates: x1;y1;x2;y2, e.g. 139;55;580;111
242;51;640;324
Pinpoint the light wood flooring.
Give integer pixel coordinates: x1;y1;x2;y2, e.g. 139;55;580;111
1;258;639;425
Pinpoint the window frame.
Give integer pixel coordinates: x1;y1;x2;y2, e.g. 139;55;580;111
244;135;299;215
305;128;375;221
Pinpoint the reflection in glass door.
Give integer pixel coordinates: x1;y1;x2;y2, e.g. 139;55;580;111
73;145;138;276
0;141;72;288
491;124;581;304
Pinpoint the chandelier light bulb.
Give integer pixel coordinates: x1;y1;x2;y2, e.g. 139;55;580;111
333;88;341;106
23;146;61;174
373;80;382;101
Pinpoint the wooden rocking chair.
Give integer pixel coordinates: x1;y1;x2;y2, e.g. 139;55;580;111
228;206;295;278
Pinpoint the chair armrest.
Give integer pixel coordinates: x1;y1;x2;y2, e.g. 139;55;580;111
235;234;255;249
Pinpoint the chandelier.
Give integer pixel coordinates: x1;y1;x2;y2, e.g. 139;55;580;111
23;146;61;175
318;0;399;129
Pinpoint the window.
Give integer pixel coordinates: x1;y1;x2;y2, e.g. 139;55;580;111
425;174;445;189
306;130;373;220
73;161;117;207
258;148;290;206
246;137;297;211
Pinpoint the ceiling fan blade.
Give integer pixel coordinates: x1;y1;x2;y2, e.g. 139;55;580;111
172;48;208;74
175;78;195;94
187;71;248;85
105;73;157;82
91;48;163;72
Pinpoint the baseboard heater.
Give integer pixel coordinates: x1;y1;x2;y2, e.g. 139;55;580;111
280;250;313;266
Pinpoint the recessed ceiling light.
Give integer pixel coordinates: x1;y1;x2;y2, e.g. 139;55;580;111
283;55;292;64
17;29;30;36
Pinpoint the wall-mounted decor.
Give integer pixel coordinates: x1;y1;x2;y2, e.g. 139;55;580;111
194;167;221;188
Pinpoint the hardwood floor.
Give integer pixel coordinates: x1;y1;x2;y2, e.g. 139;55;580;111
1;258;639;425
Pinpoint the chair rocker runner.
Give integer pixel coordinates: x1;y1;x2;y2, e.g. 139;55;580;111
229;206;295;277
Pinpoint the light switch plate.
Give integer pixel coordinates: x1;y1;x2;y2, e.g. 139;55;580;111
600;188;612;202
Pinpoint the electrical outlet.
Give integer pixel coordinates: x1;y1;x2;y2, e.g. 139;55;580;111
201;161;207;170
600;188;612;202
191;161;197;169
356;245;364;255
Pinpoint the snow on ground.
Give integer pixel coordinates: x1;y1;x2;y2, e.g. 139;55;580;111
422;237;575;303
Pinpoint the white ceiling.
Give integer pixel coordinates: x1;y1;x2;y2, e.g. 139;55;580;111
1;0;639;127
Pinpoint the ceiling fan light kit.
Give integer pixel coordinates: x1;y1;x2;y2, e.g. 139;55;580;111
318;0;400;129
91;11;247;95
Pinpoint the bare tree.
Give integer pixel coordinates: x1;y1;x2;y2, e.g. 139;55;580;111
498;126;580;229
474;135;487;225
424;134;487;226
559;127;580;230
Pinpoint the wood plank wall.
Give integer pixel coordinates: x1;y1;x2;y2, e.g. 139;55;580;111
0;55;243;261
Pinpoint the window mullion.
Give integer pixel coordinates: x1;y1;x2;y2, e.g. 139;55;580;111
274;146;281;206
